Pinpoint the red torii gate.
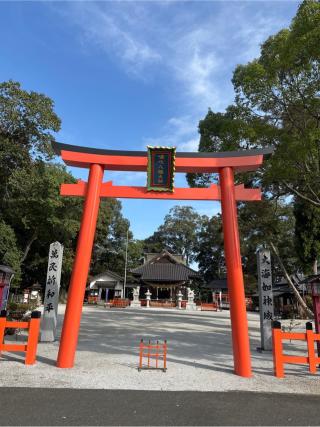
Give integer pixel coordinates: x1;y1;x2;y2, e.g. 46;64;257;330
53;141;272;377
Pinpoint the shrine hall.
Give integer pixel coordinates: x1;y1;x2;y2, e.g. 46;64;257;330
131;250;200;306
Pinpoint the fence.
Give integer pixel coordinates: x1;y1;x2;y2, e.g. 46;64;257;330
201;303;218;311
272;320;320;378
0;310;41;365
138;339;167;372
140;300;176;308
109;299;129;308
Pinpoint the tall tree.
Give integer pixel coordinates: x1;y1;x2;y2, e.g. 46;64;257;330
0;80;61;203
187;1;320;285
193;200;298;294
294;198;320;274
238;200;298;285
0;220;22;282
2;162;82;287
91;200;143;277
232;0;320;206
188;1;320;208
195;214;224;282
144;206;203;265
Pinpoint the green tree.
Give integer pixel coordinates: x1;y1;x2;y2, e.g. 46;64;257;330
188;1;320;208
231;0;320;205
193;200;298;294
144;206;203;265
186;106;272;190
0;80;61;203
143;230;167;254
294;198;320;273
2;162;82;287
195;214;224;282
91;200;143;277
0;80;135;290
186;1;319;288
238;200;298;291
0;220;22;282
0;80;60;158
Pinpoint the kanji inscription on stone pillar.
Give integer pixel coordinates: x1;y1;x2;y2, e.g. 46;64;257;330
257;249;274;350
40;241;63;342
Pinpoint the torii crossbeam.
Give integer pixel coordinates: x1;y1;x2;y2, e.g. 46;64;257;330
53;141;273;377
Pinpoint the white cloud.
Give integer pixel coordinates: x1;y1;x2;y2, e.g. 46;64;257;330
144;114;199;152
58;1;297;112
106;170;146;186
63;2;161;78
55;1;298;150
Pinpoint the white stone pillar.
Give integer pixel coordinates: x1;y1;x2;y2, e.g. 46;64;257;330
40;241;63;342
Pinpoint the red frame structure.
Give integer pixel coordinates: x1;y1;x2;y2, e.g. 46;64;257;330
0;310;41;365
53;141;272;377
272;321;320;378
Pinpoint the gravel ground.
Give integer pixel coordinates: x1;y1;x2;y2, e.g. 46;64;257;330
0;305;319;394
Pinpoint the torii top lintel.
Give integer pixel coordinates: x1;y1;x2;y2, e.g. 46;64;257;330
53;142;273;174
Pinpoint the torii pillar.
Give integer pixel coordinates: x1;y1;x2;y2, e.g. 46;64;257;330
53;141;272;377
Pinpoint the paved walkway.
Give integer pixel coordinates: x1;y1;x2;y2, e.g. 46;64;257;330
1;388;320;426
0;305;319;394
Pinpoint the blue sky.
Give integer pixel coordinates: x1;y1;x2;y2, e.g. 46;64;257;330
0;1;299;240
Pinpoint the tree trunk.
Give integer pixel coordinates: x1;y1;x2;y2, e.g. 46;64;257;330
270;241;313;319
21;231;37;264
313;259;318;275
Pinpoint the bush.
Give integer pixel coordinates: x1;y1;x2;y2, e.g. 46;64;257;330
7;302;37;313
4;301;38;335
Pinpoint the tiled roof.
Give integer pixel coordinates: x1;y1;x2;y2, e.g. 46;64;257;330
90;270;123;283
131;263;199;282
204;279;228;290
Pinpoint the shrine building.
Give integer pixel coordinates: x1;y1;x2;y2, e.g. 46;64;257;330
87;270;128;304
131;250;200;307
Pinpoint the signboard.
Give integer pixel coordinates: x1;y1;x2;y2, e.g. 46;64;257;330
147;146;175;192
257;249;274;351
40;241;63;342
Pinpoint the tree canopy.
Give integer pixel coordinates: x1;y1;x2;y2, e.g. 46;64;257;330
143;206;204;266
0;80;133;290
188;0;320;276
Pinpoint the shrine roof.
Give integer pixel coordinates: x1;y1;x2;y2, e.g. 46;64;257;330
131;263;199;282
89;270;124;283
204;278;228;290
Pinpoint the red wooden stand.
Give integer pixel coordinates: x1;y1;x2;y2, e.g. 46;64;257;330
138;339;167;372
0;310;41;365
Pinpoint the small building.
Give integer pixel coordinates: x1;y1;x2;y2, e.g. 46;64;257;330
87;270;136;304
23;283;42;305
202;278;229;308
131;250;199;305
203;278;254;310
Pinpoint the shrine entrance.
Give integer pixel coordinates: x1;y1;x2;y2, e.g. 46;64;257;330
53;141;272;378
